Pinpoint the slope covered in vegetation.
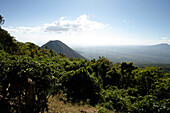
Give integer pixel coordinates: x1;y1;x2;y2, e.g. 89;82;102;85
0;16;170;113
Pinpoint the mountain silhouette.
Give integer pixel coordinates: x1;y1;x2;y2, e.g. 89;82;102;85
152;43;170;48
154;43;169;46
41;40;87;59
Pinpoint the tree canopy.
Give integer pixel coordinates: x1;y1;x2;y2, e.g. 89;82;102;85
0;15;5;26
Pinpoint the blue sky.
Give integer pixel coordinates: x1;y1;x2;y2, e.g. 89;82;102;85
0;0;170;46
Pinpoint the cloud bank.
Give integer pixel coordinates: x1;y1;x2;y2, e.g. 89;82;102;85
4;15;105;34
44;15;105;33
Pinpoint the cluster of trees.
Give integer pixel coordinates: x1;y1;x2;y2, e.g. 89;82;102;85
0;15;170;112
138;64;170;73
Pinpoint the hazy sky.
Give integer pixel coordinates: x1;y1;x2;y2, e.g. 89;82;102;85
0;0;170;46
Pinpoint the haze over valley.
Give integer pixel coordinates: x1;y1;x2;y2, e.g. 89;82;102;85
73;43;170;64
40;39;170;65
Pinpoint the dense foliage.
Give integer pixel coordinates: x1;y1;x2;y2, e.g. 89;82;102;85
138;63;170;73
0;15;170;112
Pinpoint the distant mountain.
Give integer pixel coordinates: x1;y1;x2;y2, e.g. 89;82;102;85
73;43;170;64
151;43;170;50
153;43;170;47
41;40;87;59
146;43;170;54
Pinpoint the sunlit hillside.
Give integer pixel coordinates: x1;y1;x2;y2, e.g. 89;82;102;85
0;15;170;112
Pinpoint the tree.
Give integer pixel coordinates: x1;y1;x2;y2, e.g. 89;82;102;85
0;15;18;54
45;45;49;49
0;15;5;26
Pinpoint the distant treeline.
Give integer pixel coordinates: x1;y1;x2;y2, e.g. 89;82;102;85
137;64;170;73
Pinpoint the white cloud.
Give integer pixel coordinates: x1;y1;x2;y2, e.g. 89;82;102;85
43;15;105;33
161;37;168;40
4;26;42;33
4;15;105;34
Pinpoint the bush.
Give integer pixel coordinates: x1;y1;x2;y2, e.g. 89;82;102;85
0;52;58;112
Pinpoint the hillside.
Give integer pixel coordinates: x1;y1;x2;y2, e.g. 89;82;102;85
0;16;170;112
41;40;87;60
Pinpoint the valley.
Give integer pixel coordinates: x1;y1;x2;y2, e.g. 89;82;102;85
73;44;170;64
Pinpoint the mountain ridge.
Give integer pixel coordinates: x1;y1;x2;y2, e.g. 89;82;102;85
154;43;169;46
41;40;87;60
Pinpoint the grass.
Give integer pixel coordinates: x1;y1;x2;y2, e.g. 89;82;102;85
48;96;98;113
47;93;116;113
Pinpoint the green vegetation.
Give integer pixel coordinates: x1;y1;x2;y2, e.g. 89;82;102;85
0;15;170;112
138;64;170;73
0;15;5;26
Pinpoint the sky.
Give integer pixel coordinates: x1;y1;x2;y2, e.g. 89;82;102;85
0;0;170;46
